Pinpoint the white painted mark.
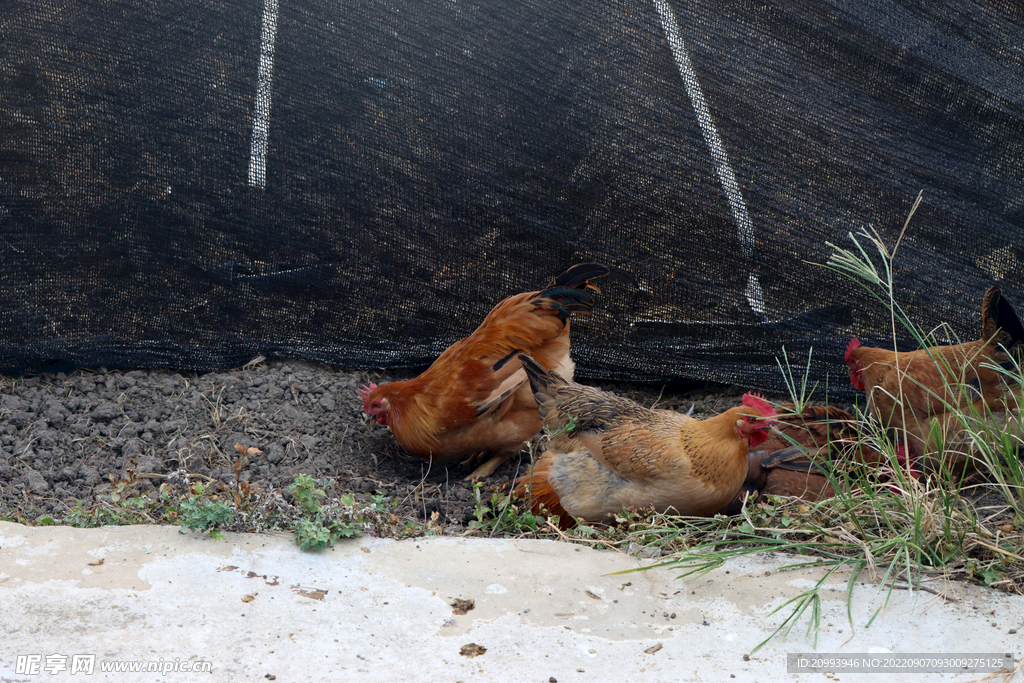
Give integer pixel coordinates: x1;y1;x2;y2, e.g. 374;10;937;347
652;0;765;315
248;0;280;188
745;273;765;315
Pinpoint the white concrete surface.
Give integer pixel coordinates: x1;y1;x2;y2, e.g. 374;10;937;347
0;521;1020;682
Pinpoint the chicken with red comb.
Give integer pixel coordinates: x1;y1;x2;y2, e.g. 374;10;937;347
844;286;1024;470
512;353;777;527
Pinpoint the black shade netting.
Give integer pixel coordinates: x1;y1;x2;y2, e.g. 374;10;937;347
1;0;1023;398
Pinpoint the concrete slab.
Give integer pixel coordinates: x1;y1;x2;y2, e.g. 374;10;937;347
0;521;1020;682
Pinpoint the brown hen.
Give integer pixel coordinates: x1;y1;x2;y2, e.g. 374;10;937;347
512;353;777;528
845;286;1024;446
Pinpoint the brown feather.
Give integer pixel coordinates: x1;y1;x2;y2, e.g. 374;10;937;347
757;403;858;455
762;466;835;502
512;453;575;529
901;408;1024;474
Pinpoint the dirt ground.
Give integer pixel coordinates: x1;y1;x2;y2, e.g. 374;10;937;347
0;359;773;526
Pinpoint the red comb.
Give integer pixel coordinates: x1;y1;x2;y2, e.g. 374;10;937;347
742;392;776;419
358;383;378;401
845;338;861;361
893;443;922;479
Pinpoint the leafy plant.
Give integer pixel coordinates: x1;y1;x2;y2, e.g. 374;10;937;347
65;478;159;528
179;483;236;539
287;474;364;550
289;473;327;515
467;481;546;536
775;345;819;412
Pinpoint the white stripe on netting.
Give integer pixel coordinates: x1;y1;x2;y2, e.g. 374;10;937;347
746;272;766;315
248;0;280;188
652;0;765;314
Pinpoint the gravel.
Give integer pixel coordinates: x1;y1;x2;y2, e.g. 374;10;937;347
0;360;766;525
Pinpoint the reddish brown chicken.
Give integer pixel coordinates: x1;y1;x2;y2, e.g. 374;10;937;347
512;353;777;528
722;403;903;512
845;286;1024;446
360;263;628;479
723;404;862;512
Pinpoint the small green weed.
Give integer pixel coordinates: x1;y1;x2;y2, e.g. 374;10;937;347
179;483;236;539
287;474;364;551
48;444;386;549
467;481;546;536
65;478;159;528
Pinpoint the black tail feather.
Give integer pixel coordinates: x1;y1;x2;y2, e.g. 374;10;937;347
533;263;632;321
984;286;1024;348
550;262;632;290
532;286;596;315
491;348;522;373
761;446;824;473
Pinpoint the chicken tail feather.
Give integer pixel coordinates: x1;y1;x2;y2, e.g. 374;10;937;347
551;262;632;291
983;286;1024;353
526;262;632;322
530;286;597;319
513;459;575;529
761;445;827;473
516;352;569;414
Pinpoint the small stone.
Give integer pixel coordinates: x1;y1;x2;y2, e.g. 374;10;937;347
23;471;50;494
743;654;750;661
459;643;486;658
451;598;475;615
136;455;164;473
90;401;119;421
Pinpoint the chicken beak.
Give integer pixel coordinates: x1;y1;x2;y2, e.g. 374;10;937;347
364;414;378;427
